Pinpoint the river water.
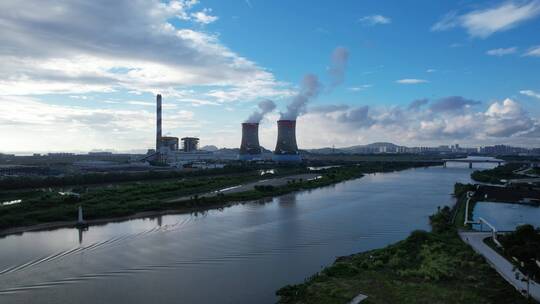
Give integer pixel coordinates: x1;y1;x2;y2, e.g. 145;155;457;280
473;202;540;231
0;163;493;303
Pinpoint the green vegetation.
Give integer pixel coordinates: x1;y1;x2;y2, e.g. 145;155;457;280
454;182;475;199
499;156;540;163
451;183;476;229
499;224;540;282
276;208;531;304
471;163;524;184
0;164;290;190
0;162;431;232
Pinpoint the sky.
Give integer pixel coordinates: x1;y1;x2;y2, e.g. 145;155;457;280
1;0;540;153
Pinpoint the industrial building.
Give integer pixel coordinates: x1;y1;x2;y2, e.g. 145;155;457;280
181;137;199;152
273;120;301;162
150;94;224;167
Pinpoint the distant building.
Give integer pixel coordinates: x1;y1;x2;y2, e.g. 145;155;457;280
479;145;529;155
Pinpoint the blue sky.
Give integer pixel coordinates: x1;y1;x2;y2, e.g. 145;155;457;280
1;0;539;152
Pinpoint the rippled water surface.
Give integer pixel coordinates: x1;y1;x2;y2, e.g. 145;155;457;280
0;164;490;303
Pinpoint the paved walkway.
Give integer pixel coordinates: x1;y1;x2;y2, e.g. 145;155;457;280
167;173;321;203
348;293;367;304
459;231;540;301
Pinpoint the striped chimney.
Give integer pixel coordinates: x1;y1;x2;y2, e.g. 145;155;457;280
156;94;162;151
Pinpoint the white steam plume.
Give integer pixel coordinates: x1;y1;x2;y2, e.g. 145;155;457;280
246;99;276;123
280;47;348;120
328;46;349;87
280;74;321;120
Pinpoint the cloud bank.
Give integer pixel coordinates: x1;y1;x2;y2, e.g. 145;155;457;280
0;0;286;102
294;97;539;148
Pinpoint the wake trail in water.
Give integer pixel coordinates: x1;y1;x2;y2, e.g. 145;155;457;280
0;219;192;277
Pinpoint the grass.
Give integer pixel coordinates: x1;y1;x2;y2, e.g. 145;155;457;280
276;207;534;304
0;162;432;231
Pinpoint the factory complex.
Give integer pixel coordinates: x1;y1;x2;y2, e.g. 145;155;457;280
149;94;302;168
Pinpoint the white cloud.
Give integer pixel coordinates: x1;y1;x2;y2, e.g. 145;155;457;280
0;0;288;103
524;45;540;57
358;15;391;26
0;96;197;151
396;79;428;84
426;69;437;73
432;1;540;38
520;89;540;100
191;8;218;24
486;47;518;56
348;85;373;92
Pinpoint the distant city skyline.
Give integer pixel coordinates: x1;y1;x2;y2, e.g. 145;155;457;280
1;0;540;152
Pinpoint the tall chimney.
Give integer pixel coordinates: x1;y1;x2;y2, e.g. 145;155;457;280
239;123;261;160
273;120;301;162
156;94;162;151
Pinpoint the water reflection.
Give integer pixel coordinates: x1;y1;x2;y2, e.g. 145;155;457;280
277;193;296;207
77;227;87;244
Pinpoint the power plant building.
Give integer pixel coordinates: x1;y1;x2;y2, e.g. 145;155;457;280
181;137;199;152
147;94;225;167
160;136;179;153
239;123;262;161
273;120;301;162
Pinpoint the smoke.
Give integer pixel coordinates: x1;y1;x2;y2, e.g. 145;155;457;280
280;74;322;120
328;47;349;87
279;47;348;120
246;99;276;123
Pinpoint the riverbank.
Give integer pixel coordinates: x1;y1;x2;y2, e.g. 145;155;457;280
0;162;433;237
275;166;538;303
471;163;525;184
276;207;531;304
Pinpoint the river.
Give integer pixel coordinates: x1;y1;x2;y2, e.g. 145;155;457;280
0;163;495;303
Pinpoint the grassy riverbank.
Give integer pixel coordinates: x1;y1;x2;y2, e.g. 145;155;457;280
471;163;524;184
0;162;431;233
276;206;531;304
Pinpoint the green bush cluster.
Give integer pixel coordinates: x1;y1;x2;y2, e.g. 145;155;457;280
471;163;523;184
499;224;540;282
254;185;276;192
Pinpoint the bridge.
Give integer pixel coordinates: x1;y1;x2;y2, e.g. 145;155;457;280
442;158;504;169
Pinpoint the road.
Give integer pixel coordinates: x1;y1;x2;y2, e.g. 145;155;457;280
459;231;540;302
167;173;322;203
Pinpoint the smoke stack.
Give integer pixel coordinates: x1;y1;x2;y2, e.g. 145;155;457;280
156;94;162;151
239;123;261;160
273;120;301;162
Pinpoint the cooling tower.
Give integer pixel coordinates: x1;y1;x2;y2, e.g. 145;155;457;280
239;123;261;161
273;120;301;162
